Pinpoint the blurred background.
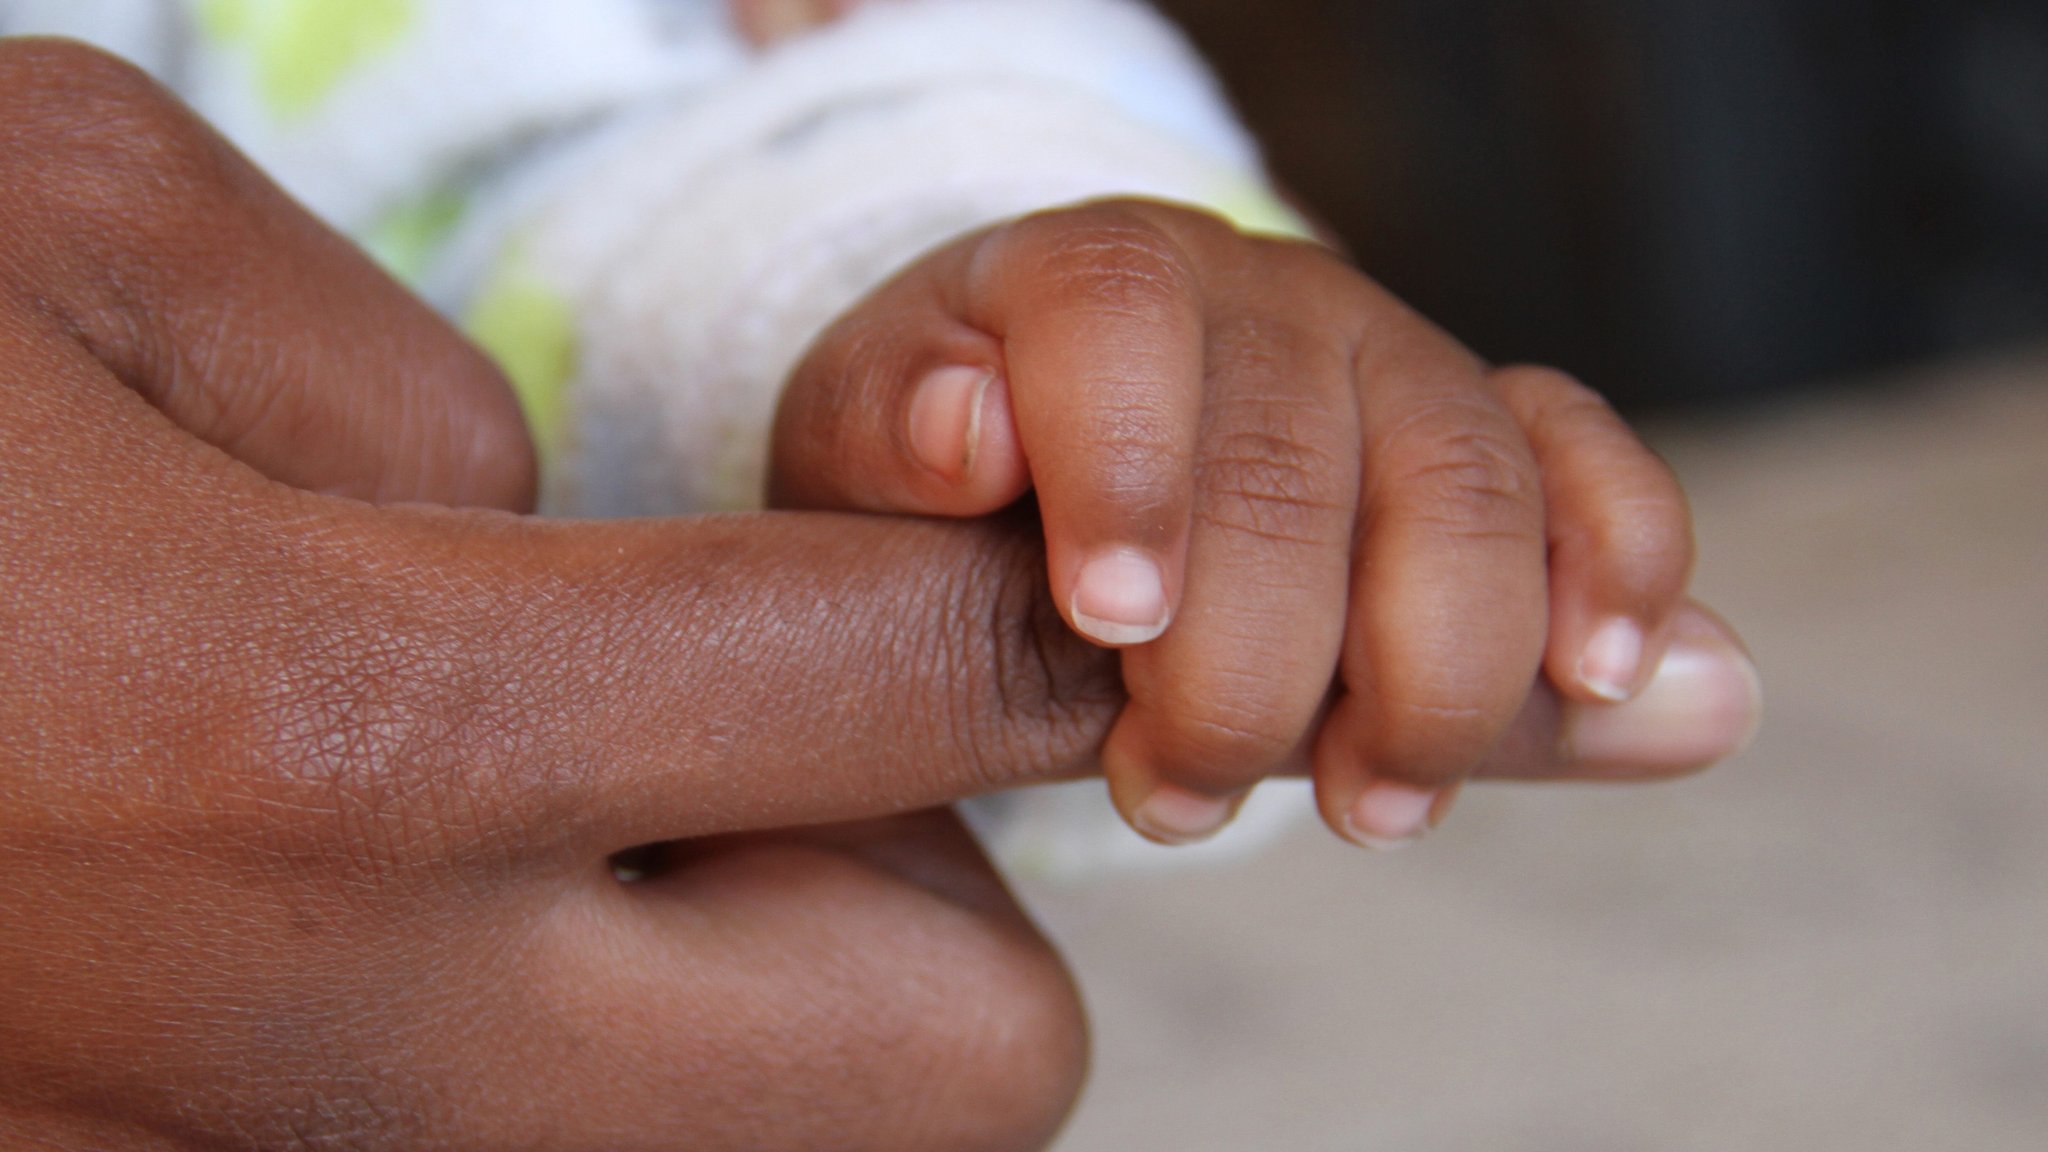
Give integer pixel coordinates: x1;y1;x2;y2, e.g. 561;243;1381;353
1167;0;2048;411
0;3;2035;1147
1026;2;2048;1149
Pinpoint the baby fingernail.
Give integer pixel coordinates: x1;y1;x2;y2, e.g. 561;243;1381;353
1343;782;1440;851
1566;625;1763;771
907;366;993;484
1578;617;1645;702
1131;785;1240;846
1071;548;1170;646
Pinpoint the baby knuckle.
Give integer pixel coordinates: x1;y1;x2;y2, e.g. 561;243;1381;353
1163;703;1302;787
1135;645;1312;787
1072;423;1185;514
1206;309;1323;374
1364;631;1537;773
1601;491;1696;578
1368;685;1497;780
1197;415;1354;548
997;205;1195;311
1381;408;1541;536
1417;436;1538;523
1599;490;1696;566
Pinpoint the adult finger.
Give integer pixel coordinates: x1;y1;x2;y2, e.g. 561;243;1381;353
491;809;1087;1151
12;262;1123;863
1475;602;1763;782
1312;288;1551;849
231;492;1126;864
1493;364;1695;704
0;38;534;510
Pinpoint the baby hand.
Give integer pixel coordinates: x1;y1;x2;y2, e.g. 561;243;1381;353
772;200;1760;848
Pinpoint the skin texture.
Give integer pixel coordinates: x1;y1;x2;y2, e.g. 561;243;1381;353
0;37;1755;1152
0;40;1106;1152
773;202;1751;846
727;0;1749;843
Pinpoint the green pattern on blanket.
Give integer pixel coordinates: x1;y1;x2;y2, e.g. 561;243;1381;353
1209;180;1318;243
364;186;469;286
464;247;577;462
200;0;418;119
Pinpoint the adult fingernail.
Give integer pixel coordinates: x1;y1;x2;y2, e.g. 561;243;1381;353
1566;626;1763;771
1343;782;1440;851
1071;548;1170;646
907;366;993;484
1131;785;1241;846
1578;617;1645;701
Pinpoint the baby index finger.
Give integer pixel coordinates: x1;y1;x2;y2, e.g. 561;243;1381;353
769;242;1030;517
967;204;1213;649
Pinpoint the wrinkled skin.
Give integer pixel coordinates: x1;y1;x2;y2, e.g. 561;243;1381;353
0;41;1109;1152
0;37;1748;1152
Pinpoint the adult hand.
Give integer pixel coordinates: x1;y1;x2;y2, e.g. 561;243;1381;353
0;41;1116;1152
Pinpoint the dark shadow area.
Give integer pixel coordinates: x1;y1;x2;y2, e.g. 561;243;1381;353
1160;0;2048;411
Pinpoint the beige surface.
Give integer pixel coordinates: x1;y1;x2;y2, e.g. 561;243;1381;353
1025;350;2048;1151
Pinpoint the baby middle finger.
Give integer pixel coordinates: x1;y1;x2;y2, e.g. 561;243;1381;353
1105;295;1361;844
1313;287;1550;850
